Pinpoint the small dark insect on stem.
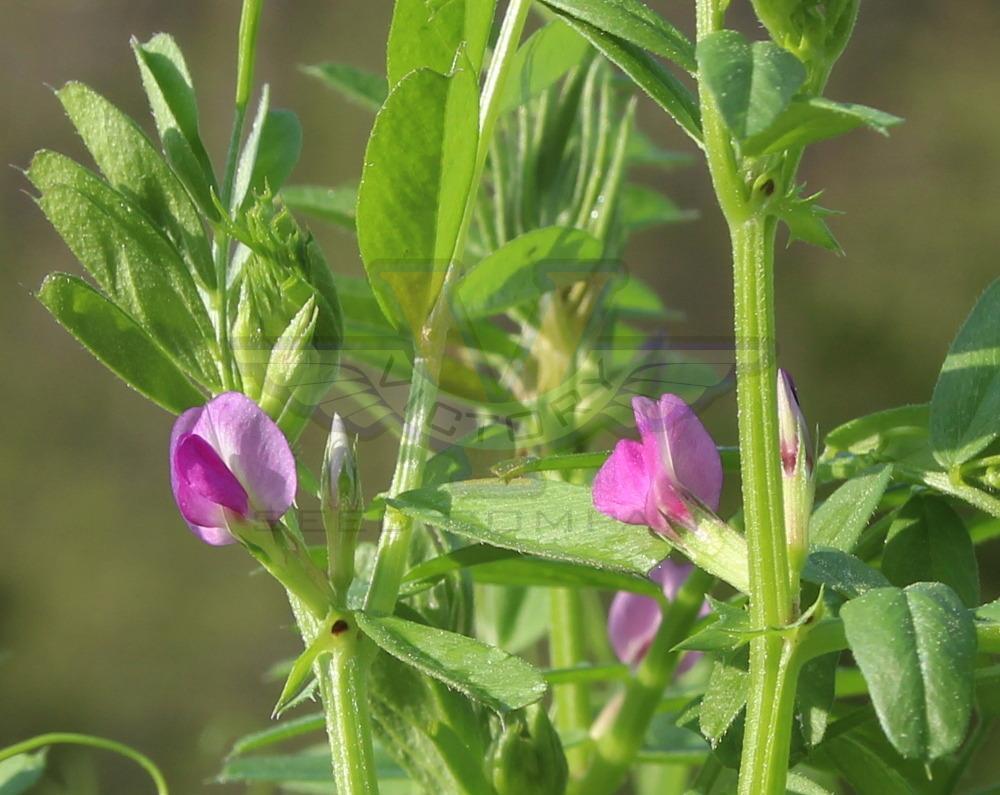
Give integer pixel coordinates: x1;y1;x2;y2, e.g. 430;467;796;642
331;620;350;636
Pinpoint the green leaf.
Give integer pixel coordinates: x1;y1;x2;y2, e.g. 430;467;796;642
282;184;358;232
250;109;303;198
774;189;842;253
554;13;701;143
29;151;221;388
357;67;478;335
454;227;604;319
403;544;662;596
0;750;47;795
604;275;679;320
500;20;590;115
824;404;930;458
930;278;1000;467
674;598;753;652
475;584;550;655
132;33;218;217
229;713;325;756
387;0;496;86
815;711;951;795
797;652;838;747
619;184;697;233
356;613;546;713
56;81;213;286
367;651;491;794
809;466;893;553
699;647;748;747
302;62;389;111
881;495;979;607
696;30;806;140
841;583;976;760
232;89;302;210
742;97;902;157
538;0;696;72
37;273;204;414
801;548;889;599
387;478;668;575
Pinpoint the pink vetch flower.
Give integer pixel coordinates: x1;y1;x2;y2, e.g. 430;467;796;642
170;392;297;546
608;560;709;670
593;394;723;537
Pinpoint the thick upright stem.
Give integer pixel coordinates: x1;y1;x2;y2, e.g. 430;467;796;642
696;1;796;791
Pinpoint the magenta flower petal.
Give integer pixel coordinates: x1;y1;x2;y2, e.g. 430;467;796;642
174;433;250;523
608;561;708;671
170;406;235;546
592;439;650;524
632;395;722;527
189;392;297;521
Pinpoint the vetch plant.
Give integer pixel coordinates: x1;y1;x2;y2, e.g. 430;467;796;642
5;0;1000;794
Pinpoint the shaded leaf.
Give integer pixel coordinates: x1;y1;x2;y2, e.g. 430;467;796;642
303;62;388;111
841;583;976;760
500;20;590;114
930;278;1000;466
282;184;358;231
809;466;893;553
356;613;546;713
37;273;204;414
357;67;479;335
696;30;805;140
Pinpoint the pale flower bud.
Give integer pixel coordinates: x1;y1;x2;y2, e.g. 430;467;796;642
777;369;815;579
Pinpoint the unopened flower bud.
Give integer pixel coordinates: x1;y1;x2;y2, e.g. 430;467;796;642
777;370;815;579
322;415;361;514
486;705;568;795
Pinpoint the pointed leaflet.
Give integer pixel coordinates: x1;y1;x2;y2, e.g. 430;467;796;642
356;613;546;713
538;0;695;73
454;226;604;319
28;151;221;388
56;82;214;286
554;12;701;143
742;97;902;157
386;478;669;576
696;30;806;141
881;495;979;607
357;67;478;335
841;583;976;760
282;184;358;231
230;89;302;210
37;273;204;414
387;0;496;86
499;20;590;115
930;278;1000;466
132;33;218;216
809;466;892;553
302;62;389;112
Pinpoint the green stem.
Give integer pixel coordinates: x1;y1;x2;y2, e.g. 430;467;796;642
364;0;533;616
574;568;715;795
550;587;592;773
0;733;168;795
319;628;380;793
696;2;795;792
212;0;263;389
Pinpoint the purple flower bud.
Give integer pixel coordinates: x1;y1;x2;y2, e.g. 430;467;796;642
776;370;815;577
608;560;709;670
777;369;812;476
593;394;722;536
170;392;297;545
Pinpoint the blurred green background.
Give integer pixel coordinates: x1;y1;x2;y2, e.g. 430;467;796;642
1;1;998;791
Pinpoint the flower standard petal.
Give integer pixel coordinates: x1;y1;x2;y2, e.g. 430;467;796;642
632;395;723;527
592;439;651;525
192;392;297;521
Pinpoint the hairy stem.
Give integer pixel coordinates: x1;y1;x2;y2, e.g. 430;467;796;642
696;1;796;792
550;587;592;773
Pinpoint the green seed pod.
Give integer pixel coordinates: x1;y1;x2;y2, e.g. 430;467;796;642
486;705;568;795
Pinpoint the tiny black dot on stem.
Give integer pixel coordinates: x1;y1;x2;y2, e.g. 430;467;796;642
331;620;349;636
761;179;775;196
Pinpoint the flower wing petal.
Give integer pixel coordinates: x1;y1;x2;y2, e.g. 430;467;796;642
592;439;651;525
608;588;662;665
